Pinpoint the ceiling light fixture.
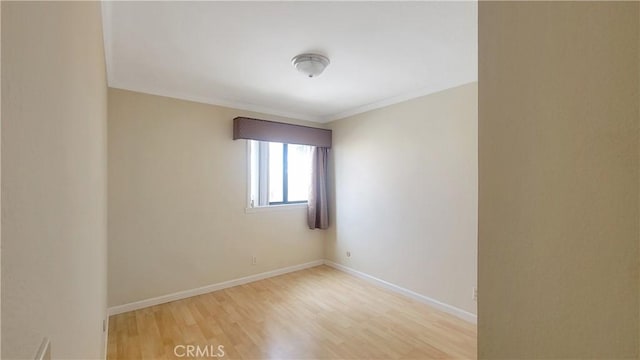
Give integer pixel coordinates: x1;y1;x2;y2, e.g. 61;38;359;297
291;53;330;78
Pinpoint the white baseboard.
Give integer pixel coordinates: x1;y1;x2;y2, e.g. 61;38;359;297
107;260;324;316
107;259;476;325
323;260;477;324
103;315;109;360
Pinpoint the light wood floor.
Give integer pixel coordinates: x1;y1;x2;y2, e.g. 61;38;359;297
107;265;476;359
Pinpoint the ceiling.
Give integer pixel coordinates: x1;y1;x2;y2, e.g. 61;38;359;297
102;1;477;123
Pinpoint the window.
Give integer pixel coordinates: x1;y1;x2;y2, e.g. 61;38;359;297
248;140;313;207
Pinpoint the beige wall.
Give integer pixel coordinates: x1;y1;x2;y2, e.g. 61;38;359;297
325;82;478;316
478;2;639;358
108;88;325;307
2;2;108;359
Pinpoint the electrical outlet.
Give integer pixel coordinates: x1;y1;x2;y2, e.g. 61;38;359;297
252;256;257;265
346;251;351;258
472;287;478;301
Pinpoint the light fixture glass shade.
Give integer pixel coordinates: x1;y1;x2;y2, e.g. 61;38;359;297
291;54;330;78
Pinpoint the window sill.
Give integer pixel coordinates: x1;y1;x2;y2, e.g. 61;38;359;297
245;203;308;214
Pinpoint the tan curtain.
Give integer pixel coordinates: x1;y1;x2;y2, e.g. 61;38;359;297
308;147;329;229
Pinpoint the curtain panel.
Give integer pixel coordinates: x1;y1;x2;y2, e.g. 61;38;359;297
308;147;329;229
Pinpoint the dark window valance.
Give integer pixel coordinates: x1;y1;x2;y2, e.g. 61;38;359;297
233;117;332;148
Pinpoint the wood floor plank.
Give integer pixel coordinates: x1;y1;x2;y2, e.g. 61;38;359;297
108;265;476;359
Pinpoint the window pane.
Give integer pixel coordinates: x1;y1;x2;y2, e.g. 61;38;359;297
288;144;313;202
268;142;283;203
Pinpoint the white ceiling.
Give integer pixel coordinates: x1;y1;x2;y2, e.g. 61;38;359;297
102;1;477;123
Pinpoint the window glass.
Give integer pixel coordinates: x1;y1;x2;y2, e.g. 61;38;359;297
288;144;313;202
268;142;283;203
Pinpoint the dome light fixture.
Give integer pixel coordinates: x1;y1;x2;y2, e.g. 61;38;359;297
291;53;330;78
